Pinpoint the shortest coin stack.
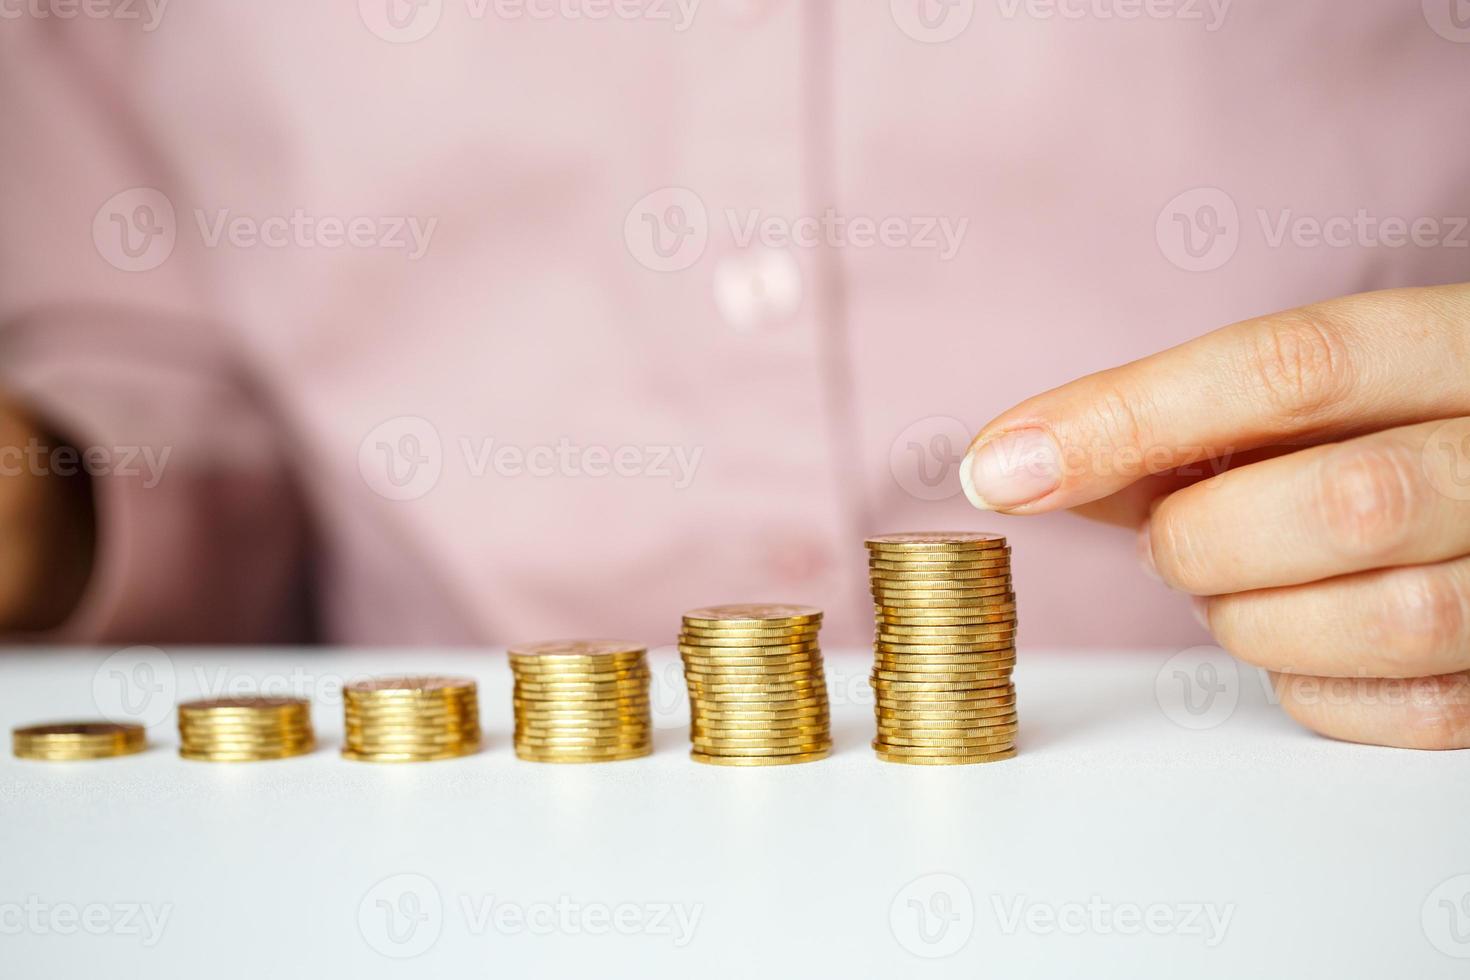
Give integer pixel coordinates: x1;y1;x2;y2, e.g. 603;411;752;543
342;676;481;762
680;603;832;766
12;721;146;761
509;640;653;763
177;697;315;762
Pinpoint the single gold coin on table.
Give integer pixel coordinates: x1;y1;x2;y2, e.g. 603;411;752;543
509;640;653;764
679;603;831;766
12;721;147;761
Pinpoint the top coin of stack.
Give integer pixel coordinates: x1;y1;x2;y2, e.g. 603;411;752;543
342;676;481;762
867;532;1019;765
12;721;147;761
177;697;315;762
679;603;832;766
509;640;653;763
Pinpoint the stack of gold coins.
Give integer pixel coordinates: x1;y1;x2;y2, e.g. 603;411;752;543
342;676;481;762
177;697;315;761
509;640;653;763
679;604;832;766
12;721;146;761
867;532;1018;765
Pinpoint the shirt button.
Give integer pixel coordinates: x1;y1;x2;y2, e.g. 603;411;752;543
713;248;802;332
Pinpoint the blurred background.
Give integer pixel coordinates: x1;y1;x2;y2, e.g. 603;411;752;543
1;0;1468;647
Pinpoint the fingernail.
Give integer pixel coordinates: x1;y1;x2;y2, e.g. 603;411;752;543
1137;522;1160;580
1190;595;1211;629
960;428;1063;511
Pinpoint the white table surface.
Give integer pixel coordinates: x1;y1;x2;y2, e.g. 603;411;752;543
1;645;1467;979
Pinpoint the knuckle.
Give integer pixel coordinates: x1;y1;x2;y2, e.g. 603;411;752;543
1243;313;1356;423
1381;569;1467;666
1075;383;1169;482
1401;674;1470;749
1316;444;1425;559
1150;506;1213;593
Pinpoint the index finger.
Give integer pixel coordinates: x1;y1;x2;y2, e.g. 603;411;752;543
959;284;1470;514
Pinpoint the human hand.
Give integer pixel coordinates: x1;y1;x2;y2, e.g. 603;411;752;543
960;283;1470;749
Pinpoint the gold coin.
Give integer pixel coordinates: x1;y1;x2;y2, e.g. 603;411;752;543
873;669;1011;685
874;659;1016;676
677;640;821;656
869;566;1012;580
876;617;1017;631
687;693;827;709
873;734;1015;752
692;707;830;724
679;658;829;675
876;638;1015;655
341;742;480;762
877;715;1018;733
877;621;1020;636
679;658;823;675
691;739;832;756
679;624;820;639
874;746;1017;765
871;685;1012;702
877;702;1017;720
510;662;649;678
690;749;828;766
12;721;148;761
344;675;477;695
866;531;1007;550
682;604;823;628
520;752;652;764
876;646;1017;664
508;638;645;658
871;583;1014;598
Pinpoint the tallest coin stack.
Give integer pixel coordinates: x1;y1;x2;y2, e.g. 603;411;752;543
866;532;1019;765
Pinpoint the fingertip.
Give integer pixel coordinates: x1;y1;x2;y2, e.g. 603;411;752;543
959;428;1064;513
